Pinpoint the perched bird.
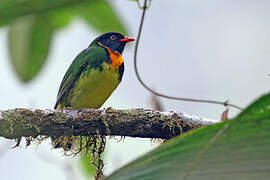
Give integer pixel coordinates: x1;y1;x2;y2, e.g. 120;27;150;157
53;32;135;149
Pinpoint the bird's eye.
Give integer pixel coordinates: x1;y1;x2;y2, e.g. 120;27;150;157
110;35;117;40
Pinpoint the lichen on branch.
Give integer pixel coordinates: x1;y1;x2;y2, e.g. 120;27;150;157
0;108;217;140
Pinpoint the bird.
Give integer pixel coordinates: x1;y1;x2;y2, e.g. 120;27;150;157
52;32;135;150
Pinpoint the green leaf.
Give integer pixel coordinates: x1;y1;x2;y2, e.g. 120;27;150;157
106;93;270;180
79;0;127;34
0;0;127;33
80;152;97;178
236;93;270;120
8;14;54;82
0;0;86;19
0;0;88;28
46;8;76;30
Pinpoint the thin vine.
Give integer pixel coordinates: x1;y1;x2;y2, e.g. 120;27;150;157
134;0;243;110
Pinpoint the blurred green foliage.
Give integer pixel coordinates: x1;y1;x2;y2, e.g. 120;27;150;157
1;1;127;178
9;15;53;81
78;137;105;179
0;0;127;82
80;151;98;178
106;93;270;180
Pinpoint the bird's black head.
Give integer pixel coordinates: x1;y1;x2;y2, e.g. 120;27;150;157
91;32;135;54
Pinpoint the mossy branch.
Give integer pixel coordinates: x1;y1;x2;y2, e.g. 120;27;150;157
0;108;217;140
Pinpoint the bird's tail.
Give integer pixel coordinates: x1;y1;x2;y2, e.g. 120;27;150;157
51;136;76;151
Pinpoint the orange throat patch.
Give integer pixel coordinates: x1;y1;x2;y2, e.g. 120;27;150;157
98;42;124;69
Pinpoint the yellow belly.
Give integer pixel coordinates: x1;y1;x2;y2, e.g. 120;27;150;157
67;62;121;108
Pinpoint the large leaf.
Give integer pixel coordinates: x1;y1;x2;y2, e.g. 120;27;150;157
79;0;127;34
8;14;54;82
0;0;87;20
46;7;76;30
0;0;83;28
236;93;270;120
106;93;270;180
0;0;127;34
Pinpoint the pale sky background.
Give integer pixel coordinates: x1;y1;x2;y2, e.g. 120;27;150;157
0;0;270;179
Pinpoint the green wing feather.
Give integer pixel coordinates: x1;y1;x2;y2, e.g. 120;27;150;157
54;45;108;109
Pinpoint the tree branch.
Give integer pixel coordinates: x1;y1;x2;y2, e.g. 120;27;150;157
0;108;218;140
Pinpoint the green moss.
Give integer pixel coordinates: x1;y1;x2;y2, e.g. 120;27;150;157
53;111;69;123
0;109;39;139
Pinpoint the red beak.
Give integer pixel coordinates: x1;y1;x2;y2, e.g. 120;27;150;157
120;36;135;42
